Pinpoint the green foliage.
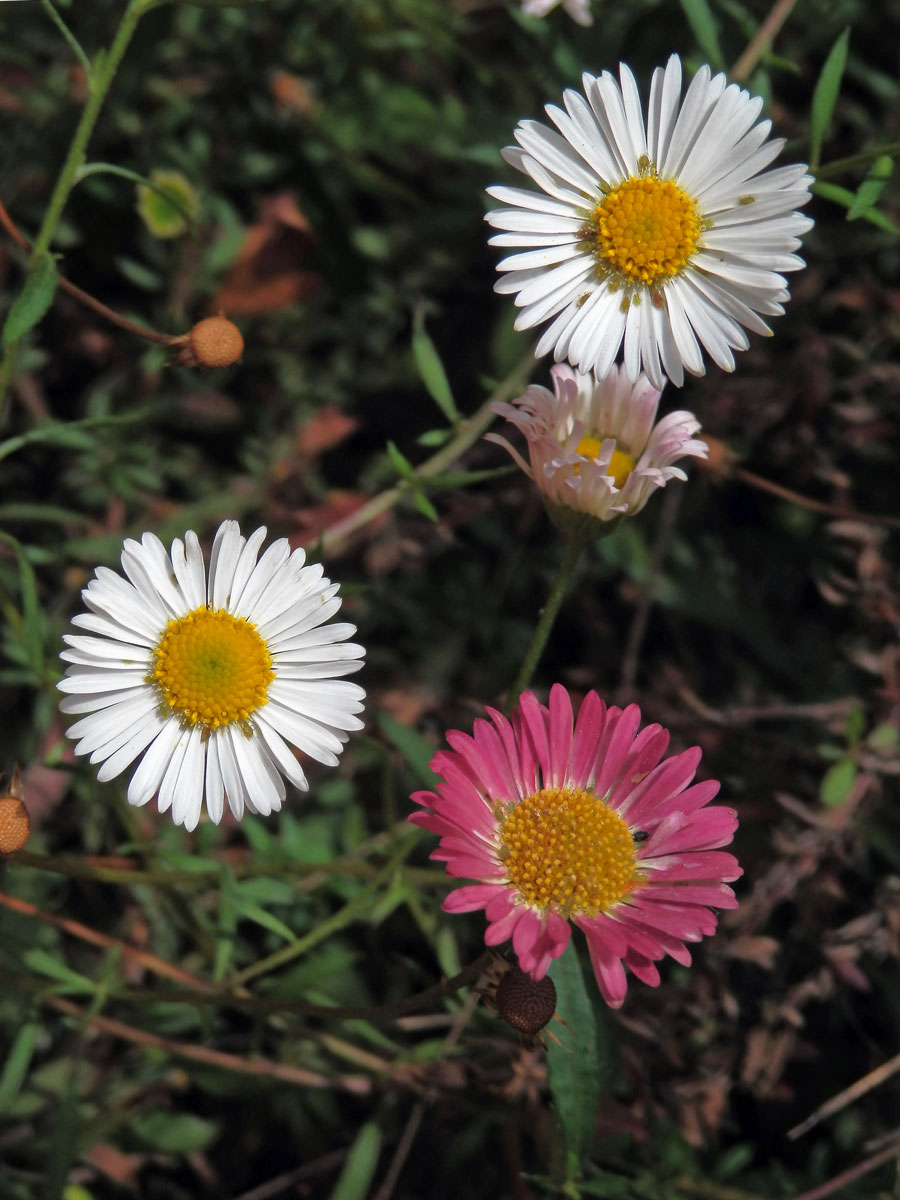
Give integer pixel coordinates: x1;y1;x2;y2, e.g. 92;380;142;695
809;28;850;167
547;951;600;1184
2;253;58;349
412;306;461;425
1;0;900;1198
328;1121;382;1200
678;0;725;70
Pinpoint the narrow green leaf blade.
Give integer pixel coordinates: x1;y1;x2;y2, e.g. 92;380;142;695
386;440;415;480
0;1022;40;1113
412;489;439;522
413;308;460;424
809;29;850;167
547;950;600;1180
847;155;893;220
0;531;45;675
679;0;725;69
328;1121;382;1200
2;253;59;348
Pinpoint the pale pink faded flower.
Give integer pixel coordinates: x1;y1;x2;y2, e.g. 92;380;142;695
487;363;707;531
410;685;741;1007
520;0;593;26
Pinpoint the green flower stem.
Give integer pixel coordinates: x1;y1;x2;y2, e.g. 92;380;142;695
38;0;92;80
815;142;900;179
0;0;153;415
508;533;586;702
318;350;535;557
224;835;420;990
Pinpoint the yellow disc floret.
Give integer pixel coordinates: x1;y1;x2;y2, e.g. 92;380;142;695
150;607;274;732
575;435;636;488
498;785;640;917
587;174;701;289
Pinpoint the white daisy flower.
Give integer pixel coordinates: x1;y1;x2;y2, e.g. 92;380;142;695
521;0;593;26
486;54;813;389
58;520;365;831
488;363;707;533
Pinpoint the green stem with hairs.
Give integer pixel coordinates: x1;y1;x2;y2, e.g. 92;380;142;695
815;142;900;179
0;0;157;417
508;533;587;702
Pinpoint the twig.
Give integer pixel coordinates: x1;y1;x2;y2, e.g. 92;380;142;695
730;0;801;82
1;952;495;1023
736;466;900;532
44;994;371;1094
789;1049;900;1139
791;1139;900;1200
230;1153;349;1200
370;971;487;1200
0;890;214;993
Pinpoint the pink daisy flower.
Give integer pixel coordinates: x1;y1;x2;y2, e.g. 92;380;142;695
410;684;741;1007
487;363;707;532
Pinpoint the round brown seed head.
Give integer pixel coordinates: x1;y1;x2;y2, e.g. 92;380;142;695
0;795;30;854
188;317;244;368
495;965;557;1037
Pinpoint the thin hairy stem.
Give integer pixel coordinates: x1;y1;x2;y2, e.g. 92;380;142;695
508;533;585;701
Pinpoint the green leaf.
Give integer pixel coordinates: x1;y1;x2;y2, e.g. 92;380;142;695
844;702;866;747
2;253;58;349
328;1122;382;1200
811;181;900;234
386;440;415;480
22;948;95;994
233;898;296;943
809;29;850;167
819;756;858;807
417;428;452;448
547;950;600;1181
412;489;439;522
412;307;460;424
0;409;152;465
868;722;900;752
679;0;725;69
847;155;894;220
376;710;437;788
130;1110;218;1153
0;532;44;676
0;503;93;526
0;1023;40;1113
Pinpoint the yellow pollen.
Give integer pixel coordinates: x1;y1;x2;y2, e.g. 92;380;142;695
498;785;640;917
587;174;701;289
575;436;636;488
150;607;274;732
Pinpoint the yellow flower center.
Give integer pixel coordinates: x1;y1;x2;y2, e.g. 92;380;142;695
150;607;274;732
575;436;636;488
587;174;701;289
498;785;640;917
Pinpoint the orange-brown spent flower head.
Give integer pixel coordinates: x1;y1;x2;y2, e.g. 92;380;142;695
495;965;557;1038
693;434;738;481
0;766;30;854
179;317;244;369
